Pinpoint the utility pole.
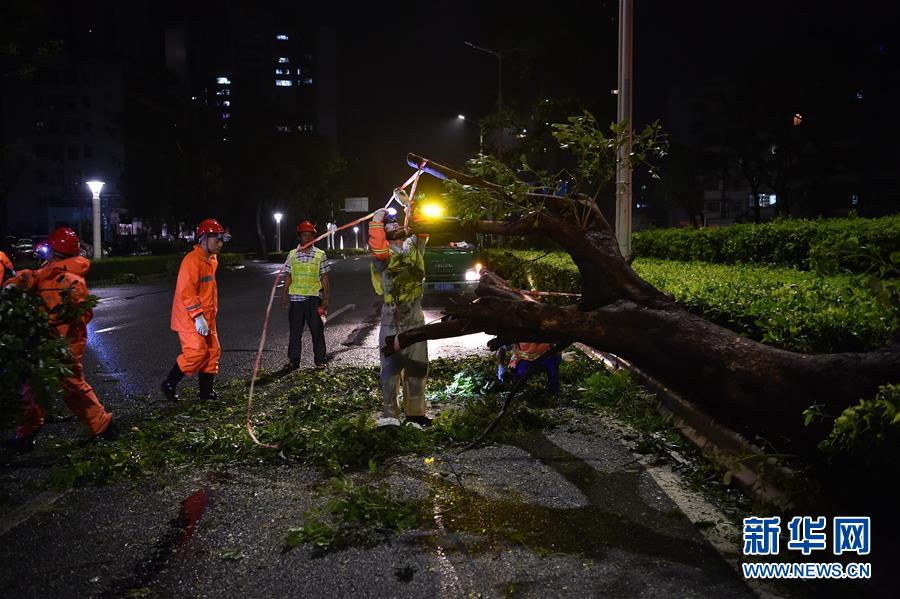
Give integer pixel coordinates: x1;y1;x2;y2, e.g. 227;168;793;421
615;0;634;259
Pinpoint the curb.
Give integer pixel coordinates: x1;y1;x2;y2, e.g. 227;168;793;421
574;343;797;510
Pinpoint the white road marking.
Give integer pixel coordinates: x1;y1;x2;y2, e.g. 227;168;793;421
94;323;134;334
0;490;69;537
325;303;355;323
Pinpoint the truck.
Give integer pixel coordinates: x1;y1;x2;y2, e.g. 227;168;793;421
423;230;483;296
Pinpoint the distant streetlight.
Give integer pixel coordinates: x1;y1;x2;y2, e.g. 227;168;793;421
273;212;283;253
457;114;484;154
86;180;104;260
353;226;359;249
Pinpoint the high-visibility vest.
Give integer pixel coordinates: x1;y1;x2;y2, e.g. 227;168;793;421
287;247;325;296
370;241;425;304
509;342;553;367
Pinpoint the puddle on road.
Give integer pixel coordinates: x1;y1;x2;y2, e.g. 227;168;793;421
99;485;213;598
401;432;721;569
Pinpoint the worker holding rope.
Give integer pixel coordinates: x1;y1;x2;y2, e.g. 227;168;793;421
370;191;432;428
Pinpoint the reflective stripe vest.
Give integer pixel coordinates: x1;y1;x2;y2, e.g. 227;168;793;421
369;240;426;304
287;246;325;296
509;342;553;368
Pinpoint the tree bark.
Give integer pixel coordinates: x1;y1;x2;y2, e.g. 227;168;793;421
387;154;900;456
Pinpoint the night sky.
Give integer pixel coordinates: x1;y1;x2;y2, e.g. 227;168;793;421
4;1;897;214
326;0;897;203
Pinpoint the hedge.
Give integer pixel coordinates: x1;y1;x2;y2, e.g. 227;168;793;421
85;253;244;281
483;250;899;354
632;215;900;275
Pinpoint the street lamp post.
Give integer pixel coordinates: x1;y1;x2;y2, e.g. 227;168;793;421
457;114;483;154
273;212;283;253
464;42;516;114
615;0;634;258
86;180;104;260
353;226;359;250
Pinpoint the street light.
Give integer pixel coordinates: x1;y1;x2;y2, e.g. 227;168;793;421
353;226;359;250
463;42;517;114
273;212;283;253
86;180;104;260
457;114;483;154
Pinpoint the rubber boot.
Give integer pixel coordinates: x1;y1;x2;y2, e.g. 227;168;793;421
160;363;185;401
3;430;39;452
198;373;219;400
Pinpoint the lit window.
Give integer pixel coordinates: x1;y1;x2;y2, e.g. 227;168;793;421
275;79;293;87
749;193;777;208
276;125;291;132
276;34;289;40
222;100;230;107
222;113;230;120
277;57;289;64
301;77;313;85
792;113;803;126
856;90;864;100
275;69;286;75
216;76;231;85
296;68;302;75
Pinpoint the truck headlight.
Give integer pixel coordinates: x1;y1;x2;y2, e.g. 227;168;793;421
464;269;481;281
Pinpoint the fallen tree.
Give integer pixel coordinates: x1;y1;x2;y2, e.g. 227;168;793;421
385;117;899;457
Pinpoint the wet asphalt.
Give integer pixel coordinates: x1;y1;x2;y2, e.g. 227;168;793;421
2;258;874;597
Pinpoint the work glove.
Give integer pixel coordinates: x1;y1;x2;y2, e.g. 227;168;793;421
372;208;387;223
194;314;209;336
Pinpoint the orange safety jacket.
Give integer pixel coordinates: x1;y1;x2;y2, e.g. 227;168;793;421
8;256;94;357
170;245;218;333
509;342;554;368
0;250;14;284
368;220;429;262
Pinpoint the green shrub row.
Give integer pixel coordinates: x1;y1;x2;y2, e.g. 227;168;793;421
85;252;244;281
483;250;899;353
632;215;900;275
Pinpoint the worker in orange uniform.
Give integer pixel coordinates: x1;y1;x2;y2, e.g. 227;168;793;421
160;218;231;401
3;227;116;450
0;249;15;284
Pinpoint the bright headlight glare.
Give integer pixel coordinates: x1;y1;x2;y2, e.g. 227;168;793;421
465;269;481;281
420;203;444;218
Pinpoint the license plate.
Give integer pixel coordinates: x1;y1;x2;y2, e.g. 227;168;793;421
434;283;456;291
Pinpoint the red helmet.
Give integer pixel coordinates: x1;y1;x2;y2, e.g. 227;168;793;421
296;221;316;234
48;227;81;256
196;218;227;240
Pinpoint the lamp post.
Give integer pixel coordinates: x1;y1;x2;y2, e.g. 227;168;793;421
86;180;104;260
463;42;516;114
615;0;634;258
273;212;283;253
353;226;359;250
457;114;483;154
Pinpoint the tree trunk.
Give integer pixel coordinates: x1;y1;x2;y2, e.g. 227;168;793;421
390;154;900;457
